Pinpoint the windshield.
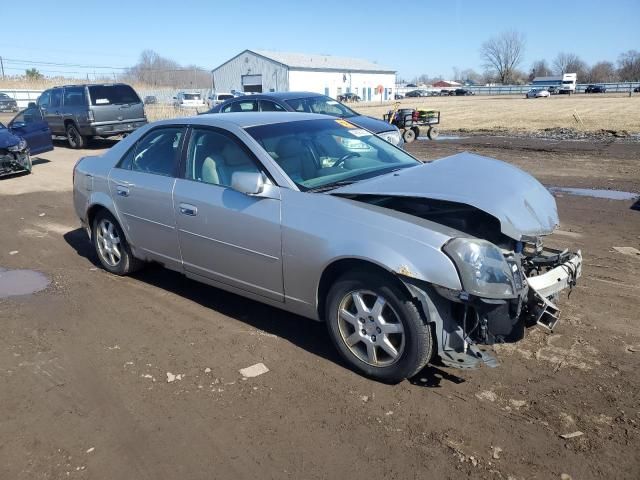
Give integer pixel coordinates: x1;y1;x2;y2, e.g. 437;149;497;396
284;96;358;118
88;85;141;106
246;118;419;190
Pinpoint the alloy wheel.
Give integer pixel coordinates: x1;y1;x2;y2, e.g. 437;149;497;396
95;218;122;267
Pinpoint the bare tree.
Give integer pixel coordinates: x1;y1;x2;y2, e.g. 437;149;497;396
480;30;526;84
553;53;587;76
617;50;640;82
124;49;210;88
529;59;552;81
586;61;617;83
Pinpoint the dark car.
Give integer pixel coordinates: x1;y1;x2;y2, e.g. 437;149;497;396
36;83;147;149
1;106;54;176
634;86;640;93
394;94;404;99
337;92;361;102
207;92;403;147
0;93;19;112
454;88;475;96
144;95;158;105
584;85;606;93
405;90;426;98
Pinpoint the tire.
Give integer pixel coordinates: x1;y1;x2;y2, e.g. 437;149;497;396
66;123;87;149
92;210;143;275
427;126;439;140
402;128;416;143
325;271;433;383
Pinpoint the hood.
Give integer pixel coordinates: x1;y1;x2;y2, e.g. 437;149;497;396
348;115;397;134
0;129;21;149
332;152;559;241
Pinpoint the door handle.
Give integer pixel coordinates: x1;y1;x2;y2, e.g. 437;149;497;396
116;186;130;197
179;203;197;216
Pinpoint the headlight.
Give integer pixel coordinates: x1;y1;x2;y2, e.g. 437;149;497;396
378;130;402;146
443;238;515;298
8;139;27;152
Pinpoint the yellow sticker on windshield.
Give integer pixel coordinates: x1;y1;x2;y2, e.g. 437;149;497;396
335;119;355;128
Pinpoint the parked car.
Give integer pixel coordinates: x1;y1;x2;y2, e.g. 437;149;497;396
584;85;606;93
454;88;475;96
207;92;234;108
405;90;427;98
36;83;147;149
337;92;361;103
174;92;207;109
405;83;417;88
73;112;582;382
0;93;19;112
0;106;53;176
207;92;403;147
439;90;455;96
394;94;405;100
634;86;640;92
144;96;158;105
547;86;559;95
525;89;550;98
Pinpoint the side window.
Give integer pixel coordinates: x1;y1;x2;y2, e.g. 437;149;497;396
260;100;285;112
14;108;44;125
184;128;261;188
128;127;184;176
63;87;86;107
50;89;62;109
38;91;51;109
222;100;258;113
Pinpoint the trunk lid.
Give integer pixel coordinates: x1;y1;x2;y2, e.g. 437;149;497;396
332;152;559;241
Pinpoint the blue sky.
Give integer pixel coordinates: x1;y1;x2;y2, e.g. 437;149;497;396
1;0;638;80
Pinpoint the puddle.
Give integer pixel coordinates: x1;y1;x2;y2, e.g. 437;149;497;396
418;135;467;141
548;187;639;201
0;267;50;298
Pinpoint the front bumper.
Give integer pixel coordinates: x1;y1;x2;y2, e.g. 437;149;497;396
0;149;31;176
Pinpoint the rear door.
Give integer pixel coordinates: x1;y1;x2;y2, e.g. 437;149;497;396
108;126;185;270
9;107;53;155
87;84;145;124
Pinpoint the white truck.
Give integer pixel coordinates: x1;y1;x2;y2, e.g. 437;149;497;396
532;73;577;94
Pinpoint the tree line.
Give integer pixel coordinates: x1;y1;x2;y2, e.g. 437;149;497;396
406;31;640;86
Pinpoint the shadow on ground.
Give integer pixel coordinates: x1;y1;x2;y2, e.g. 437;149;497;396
64;227;465;388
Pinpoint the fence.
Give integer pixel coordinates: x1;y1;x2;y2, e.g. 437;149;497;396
396;82;640;96
0;88;44;108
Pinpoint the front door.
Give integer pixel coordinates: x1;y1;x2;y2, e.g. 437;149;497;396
44;88;64;134
173;127;283;301
9;107;53;155
108;126;185;270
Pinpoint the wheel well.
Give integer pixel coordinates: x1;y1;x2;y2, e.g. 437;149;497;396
64;119;76;129
86;204;109;233
316;258;411;321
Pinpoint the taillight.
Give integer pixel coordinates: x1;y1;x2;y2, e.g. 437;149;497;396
87;110;95;122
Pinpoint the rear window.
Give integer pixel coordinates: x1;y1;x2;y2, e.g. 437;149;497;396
183;93;201;100
218;94;233;101
88;85;141;106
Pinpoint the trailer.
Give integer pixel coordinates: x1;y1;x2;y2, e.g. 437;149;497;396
383;104;440;143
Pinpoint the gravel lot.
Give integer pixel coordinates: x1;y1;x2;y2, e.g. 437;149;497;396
1;135;639;479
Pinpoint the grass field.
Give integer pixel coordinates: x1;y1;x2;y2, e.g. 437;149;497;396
351;93;640;134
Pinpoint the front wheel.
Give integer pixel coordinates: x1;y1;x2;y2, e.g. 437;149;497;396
325;271;433;383
427;126;439;140
402;128;416;143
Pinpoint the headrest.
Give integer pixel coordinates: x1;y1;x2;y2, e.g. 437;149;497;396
275;137;306;158
221;141;248;166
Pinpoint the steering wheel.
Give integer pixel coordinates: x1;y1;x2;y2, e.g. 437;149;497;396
333;152;360;168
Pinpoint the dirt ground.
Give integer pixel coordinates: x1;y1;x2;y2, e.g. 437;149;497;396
1;135;639;480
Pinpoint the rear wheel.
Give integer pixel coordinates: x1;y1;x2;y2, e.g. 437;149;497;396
325;271;433;383
402;128;416;143
66;123;87;149
92;210;143;275
427;126;439;140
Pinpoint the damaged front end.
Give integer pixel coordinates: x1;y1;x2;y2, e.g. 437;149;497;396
0;140;32;176
404;237;582;369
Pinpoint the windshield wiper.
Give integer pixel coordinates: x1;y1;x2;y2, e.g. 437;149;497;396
306;180;357;193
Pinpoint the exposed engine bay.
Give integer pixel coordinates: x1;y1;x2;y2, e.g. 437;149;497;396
0;146;32;177
343;194;583;369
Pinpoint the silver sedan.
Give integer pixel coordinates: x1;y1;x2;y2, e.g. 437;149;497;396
73;112;582;383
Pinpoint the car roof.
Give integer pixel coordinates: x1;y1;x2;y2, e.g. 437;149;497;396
154;111;333;129
231;91;327;101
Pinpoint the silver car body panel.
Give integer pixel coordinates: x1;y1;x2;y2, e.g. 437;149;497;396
332;152;559;241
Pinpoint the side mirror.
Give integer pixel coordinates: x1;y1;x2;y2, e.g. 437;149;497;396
231;171;264;195
28;102;37;108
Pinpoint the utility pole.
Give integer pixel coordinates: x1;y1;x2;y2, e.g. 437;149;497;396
0;56;5;79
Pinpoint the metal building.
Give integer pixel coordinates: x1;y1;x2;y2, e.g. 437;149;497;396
211;50;396;101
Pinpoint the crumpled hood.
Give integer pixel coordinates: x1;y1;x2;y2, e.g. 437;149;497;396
0;129;21;149
333;152;559;241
